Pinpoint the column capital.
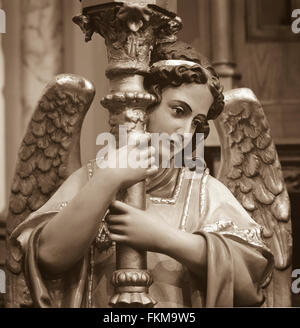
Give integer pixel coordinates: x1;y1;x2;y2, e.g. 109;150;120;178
74;1;182;78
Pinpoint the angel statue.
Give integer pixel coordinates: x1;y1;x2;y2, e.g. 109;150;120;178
4;37;291;308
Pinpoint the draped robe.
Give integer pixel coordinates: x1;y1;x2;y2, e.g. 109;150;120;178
9;160;274;307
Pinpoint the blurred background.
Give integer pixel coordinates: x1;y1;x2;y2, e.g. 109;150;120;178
0;0;300;306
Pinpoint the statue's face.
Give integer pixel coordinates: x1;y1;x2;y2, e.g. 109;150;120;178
147;82;214;162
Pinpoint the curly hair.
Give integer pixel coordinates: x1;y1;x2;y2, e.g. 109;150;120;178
144;41;225;138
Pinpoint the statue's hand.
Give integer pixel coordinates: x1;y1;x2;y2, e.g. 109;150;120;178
95;134;158;189
107;200;174;252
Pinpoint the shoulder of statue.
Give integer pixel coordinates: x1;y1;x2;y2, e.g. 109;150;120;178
205;174;232;196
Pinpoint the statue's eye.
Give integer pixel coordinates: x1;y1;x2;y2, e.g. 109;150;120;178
172;106;185;116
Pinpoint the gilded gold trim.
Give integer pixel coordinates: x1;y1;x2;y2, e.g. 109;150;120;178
149;168;186;205
202;219;267;250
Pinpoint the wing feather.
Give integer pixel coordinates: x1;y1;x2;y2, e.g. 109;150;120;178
5;74;95;307
215;88;292;306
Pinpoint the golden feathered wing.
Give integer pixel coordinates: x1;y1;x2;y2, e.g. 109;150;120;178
5;74;95;307
215;88;292;307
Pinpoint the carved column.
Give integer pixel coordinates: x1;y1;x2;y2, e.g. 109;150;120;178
74;0;182;307
210;0;240;91
21;0;64;132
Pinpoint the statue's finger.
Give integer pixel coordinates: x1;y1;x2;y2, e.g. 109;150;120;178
108;224;125;235
109;233;127;243
106;214;126;224
110;200;133;214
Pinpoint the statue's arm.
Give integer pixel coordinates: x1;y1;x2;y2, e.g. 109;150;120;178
38;167;120;276
154;227;207;277
38;143;157;276
108;176;273;307
152;223;271;307
108;204;270;306
159;227;270;306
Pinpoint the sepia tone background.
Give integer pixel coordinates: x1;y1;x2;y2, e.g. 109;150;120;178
0;0;300;306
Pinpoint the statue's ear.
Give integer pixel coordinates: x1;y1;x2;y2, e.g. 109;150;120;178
214;88;292;307
5;74;95;307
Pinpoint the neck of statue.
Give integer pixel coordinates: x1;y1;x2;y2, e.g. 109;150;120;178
146;156;182;199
